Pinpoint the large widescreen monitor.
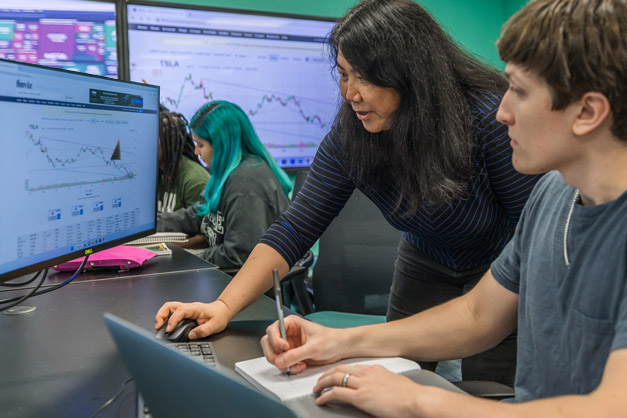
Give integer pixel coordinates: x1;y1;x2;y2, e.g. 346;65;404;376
0;58;159;282
0;0;118;78
125;2;338;170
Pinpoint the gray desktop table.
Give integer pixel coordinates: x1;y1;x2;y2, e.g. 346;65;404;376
0;256;464;418
0;245;217;292
0;267;279;418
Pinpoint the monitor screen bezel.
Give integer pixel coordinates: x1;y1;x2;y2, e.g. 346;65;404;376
120;0;337;173
0;0;123;79
0;57;160;282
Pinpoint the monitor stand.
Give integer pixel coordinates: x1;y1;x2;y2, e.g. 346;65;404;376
2;305;37;315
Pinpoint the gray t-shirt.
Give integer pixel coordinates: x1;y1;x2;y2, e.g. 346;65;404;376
158;157;290;268
492;171;627;402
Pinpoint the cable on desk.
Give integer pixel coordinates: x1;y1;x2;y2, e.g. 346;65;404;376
0;269;47;312
0;270;43;287
90;377;134;418
0;255;90;312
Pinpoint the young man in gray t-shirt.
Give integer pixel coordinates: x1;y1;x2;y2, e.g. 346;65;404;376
258;0;627;416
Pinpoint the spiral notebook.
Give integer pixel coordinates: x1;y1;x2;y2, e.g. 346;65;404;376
235;356;420;402
125;232;188;246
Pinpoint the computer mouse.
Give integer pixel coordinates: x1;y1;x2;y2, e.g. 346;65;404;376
155;318;198;342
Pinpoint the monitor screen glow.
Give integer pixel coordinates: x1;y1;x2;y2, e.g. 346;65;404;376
0;0;118;78
0;58;159;282
126;2;338;170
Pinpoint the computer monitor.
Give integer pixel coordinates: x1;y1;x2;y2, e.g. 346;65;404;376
0;58;159;282
124;2;338;170
0;0;118;78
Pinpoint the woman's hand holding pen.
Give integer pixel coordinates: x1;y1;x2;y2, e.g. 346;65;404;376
261;315;345;374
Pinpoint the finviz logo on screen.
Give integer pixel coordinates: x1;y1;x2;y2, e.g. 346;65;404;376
16;80;33;89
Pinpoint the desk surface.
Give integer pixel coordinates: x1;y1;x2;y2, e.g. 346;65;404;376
0;253;462;418
0;267;275;418
0;245;216;292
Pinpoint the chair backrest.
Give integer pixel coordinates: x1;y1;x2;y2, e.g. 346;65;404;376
312;189;400;315
292;169;309;199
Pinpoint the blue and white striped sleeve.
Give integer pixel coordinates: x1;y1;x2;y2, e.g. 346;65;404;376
260;134;356;267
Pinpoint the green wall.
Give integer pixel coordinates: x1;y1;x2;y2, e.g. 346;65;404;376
419;0;504;68
146;0;528;69
505;0;529;17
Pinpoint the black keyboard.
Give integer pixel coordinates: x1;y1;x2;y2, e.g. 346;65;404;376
138;341;217;417
171;341;217;367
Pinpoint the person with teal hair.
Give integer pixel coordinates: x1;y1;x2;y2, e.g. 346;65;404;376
157;100;292;269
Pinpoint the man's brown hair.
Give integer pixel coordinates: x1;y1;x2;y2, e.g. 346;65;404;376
497;0;627;140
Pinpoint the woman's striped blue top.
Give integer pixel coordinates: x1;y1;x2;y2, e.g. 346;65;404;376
260;92;541;272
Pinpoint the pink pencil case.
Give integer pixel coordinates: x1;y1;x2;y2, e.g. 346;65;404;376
53;245;157;272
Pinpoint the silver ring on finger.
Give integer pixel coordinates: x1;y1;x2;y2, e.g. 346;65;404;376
341;372;351;387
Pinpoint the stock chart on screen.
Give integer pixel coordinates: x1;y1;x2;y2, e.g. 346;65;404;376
127;3;338;169
0;58;159;279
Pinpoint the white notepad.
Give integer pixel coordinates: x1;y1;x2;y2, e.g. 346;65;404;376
235;356;420;402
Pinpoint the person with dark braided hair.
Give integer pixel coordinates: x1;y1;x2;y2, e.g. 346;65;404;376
157;107;209;213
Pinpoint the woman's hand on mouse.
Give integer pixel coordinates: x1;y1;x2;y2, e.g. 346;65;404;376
154;300;232;339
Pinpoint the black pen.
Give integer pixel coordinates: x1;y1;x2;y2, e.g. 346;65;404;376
272;269;290;376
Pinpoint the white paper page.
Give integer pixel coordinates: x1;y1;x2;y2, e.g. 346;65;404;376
235;356;420;401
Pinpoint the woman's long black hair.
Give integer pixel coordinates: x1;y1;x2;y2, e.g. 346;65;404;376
159;107;201;191
329;0;507;213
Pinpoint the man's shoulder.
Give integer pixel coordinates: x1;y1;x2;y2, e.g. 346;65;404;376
514;171;569;235
530;170;565;194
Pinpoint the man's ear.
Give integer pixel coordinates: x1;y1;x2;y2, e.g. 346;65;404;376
572;92;611;136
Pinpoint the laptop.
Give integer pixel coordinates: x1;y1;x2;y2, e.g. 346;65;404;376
103;313;374;418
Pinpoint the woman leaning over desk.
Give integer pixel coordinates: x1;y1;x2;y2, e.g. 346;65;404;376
155;0;540;386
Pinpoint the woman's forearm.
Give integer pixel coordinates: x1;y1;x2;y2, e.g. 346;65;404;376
216;243;290;319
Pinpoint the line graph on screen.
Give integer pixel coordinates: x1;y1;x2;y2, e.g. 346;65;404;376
127;11;339;168
25;126;138;192
144;71;336;144
158;74;331;131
